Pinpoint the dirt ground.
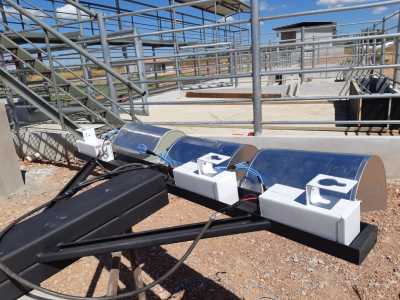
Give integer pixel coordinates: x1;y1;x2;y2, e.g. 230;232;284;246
0;162;399;300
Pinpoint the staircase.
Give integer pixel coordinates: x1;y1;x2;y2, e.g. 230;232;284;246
0;0;148;137
0;66;81;136
0;32;127;133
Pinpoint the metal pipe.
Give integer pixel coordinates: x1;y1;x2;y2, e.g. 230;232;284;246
104;32;400;64
133;27;149;115
145;120;400;126
262;120;400;125
108;18;250;40
170;0;182;90
39;216;269;262
65;0;97;18
98;13;119;115
135;64;400;84
180;42;232;49
381;17;386;75
32;25;400;58
385;10;400;20
44;29;64;130
103;0;217;20
125;92;400;106
147;120;253;125
300;26;305;83
394;10;400;88
2;0;145;95
387;97;393;129
250;0;262;135
76;0;92;100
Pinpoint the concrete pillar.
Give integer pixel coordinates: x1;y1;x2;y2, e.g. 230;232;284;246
0;104;23;198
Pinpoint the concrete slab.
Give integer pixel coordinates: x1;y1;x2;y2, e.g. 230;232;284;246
299;78;346;96
129;86;336;136
185;85;288;99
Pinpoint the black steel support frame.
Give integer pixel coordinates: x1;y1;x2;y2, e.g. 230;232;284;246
168;185;377;265
37;215;271;262
72;155;378;265
0;157;379;298
0;161;169;299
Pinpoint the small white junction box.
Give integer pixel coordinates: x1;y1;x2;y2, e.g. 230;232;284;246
197;153;231;176
76;128;114;162
173;160;239;205
259;175;360;245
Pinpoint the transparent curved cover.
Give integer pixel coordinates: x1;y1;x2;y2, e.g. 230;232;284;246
242;149;370;204
113;123;171;155
166;136;243;167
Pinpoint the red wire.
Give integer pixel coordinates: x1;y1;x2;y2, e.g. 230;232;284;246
240;195;258;202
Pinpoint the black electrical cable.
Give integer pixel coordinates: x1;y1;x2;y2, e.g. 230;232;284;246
145;149;173;167
53;163;157;202
0;163;240;300
0;212;218;300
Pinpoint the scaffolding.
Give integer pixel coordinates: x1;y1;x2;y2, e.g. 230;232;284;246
0;0;399;136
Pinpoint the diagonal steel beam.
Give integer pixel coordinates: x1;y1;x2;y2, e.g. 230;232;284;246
3;0;145;96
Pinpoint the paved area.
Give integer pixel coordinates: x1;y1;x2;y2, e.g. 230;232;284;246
128;78;345;136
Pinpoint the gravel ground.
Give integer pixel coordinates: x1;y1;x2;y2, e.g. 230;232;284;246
0;163;399;300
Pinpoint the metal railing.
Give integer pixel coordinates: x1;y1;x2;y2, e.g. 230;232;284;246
2;0;146;117
0;0;400;135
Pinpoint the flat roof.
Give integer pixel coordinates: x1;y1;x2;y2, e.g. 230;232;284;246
176;0;249;16
273;22;336;31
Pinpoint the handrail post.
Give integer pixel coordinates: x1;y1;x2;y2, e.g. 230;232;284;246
169;0;182;90
97;12;119;115
381;17;386;75
300;26;305;83
394;10;400;88
133;27;149;115
44;29;65;130
251;0;262;135
76;0;93;99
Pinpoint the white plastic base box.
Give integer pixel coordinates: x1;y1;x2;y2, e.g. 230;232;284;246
259;183;360;245
173;161;239;205
76;139;114;162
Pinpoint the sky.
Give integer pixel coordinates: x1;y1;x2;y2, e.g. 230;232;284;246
3;0;398;45
257;0;394;17
1;0;397;64
250;0;399;43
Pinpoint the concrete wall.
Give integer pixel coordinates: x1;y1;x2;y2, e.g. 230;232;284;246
302;27;335;45
210;135;400;180
13;126;77;165
11;127;400;180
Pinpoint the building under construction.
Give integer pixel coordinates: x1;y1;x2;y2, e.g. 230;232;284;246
0;0;399;141
0;1;399;299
